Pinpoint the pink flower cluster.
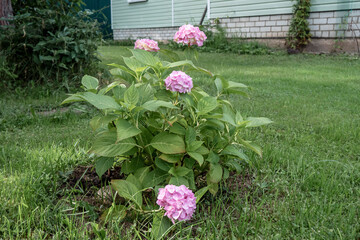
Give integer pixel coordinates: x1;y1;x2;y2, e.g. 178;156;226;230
156;185;196;224
134;39;160;52
164;71;193;93
174;24;207;47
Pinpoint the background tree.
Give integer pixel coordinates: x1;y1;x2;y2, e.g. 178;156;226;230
0;0;13;25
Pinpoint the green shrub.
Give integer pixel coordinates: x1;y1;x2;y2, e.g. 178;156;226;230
63;47;271;236
0;0;102;89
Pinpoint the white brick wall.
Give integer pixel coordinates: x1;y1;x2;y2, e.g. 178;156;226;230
113;10;360;41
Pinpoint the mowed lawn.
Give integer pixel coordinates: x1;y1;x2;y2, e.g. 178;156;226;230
1;46;359;239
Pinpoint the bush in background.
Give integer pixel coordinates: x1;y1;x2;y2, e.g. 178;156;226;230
0;0;103;90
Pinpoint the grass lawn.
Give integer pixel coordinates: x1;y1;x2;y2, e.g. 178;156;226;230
1;46;359;239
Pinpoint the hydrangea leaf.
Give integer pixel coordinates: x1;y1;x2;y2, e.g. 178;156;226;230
111;179;142;208
81;75;98;90
150;133;185;154
115;119;141;142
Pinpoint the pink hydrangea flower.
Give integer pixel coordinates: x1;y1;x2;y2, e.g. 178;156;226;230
164;71;193;93
174;24;207;47
156;185;196;224
134;39;160;52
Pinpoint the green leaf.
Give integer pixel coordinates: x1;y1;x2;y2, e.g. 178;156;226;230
188;152;204;166
115;119;142;142
134;166;151;187
150;132;186;154
223;81;249;98
222;145;249;161
195;186;210;203
155;157;173;171
187;141;204;152
99;81;123;95
110;68;136;83
126;174;142;190
131;49;159;66
111;180;142;208
137;84;154;105
168;167;191;177
197;96;218;115
239;138;262;157
185;170;196;190
166;60;213;76
122;157;145;174
112;85;127;100
159;49;180;62
141;100;177;111
226;160;242;173
220;104;236;126
169;176;189;187
124;84;139;106
206;151;220;164
166;60;195;69
159;154;182;163
81;75;99;90
152;211;172;240
80;92;121;110
207;164;223;184
185;127;196;146
169;123;186;135
100;205;126;223
95;157;114;177
61;94;84;105
223;168;230;180
214;77;223;95
195;145;210;155
143;169;169;188
235;111;244;125
245;117;273;128
208;183;219;195
108;63;136;78
227;81;248;89
123;57;145;72
92;130;137;157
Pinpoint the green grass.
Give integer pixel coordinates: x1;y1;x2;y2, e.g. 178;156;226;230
1;46;359;239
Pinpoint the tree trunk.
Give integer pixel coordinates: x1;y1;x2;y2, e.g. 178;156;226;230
0;0;13;26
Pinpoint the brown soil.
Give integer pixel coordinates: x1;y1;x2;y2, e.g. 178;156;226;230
63;165;123;191
59;165;125;209
60;165;256;222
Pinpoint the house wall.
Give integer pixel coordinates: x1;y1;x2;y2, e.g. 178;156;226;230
112;0;360;52
111;0;207;29
112;0;360;29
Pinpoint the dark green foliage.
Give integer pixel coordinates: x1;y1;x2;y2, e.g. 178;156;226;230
169;22;271;55
286;0;312;52
0;0;102;89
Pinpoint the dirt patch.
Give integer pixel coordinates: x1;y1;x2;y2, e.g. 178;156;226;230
227;171;254;197
63;165;123;190
59;165;125;210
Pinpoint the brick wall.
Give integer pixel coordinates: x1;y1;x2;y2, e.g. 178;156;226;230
217;10;360;39
113;27;178;41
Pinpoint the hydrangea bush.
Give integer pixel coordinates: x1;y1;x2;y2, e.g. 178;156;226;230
63;25;271;237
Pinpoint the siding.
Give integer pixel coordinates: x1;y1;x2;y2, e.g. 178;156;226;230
174;0;207;26
210;0;360;19
112;0;172;28
112;0;360;29
311;0;360;12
